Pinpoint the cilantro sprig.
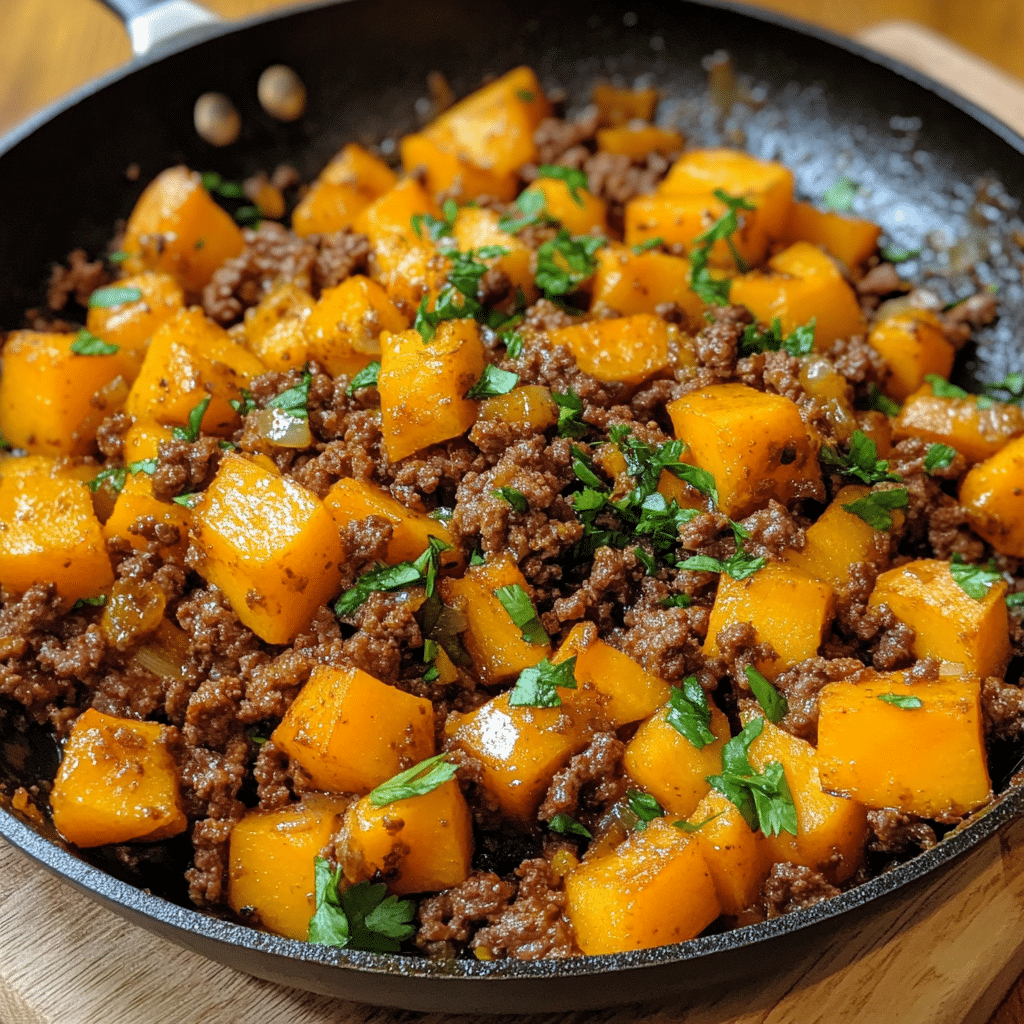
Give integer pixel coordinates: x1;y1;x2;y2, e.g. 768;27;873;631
497;190;550;234
414;246;509;342
626;790;663;831
548;813;592;839
535;229;605;299
346;362;380;396
494;583;549;645
466;364;519;399
508;657;577;708
841;487;908;531
822;175;860;213
537;165;589;206
677;549;766;581
368;752;458;807
984;373;1024;403
687;188;756;303
745;666;788;724
173;396;211;442
551;389;588;439
411;198;458;243
739;317;816;357
949;554;1002;601
923;443;958;474
820;430;902;485
335;536;451;617
266;371;312;420
493;486;528;512
666;676;716;750
878;693;923;709
70;329;119;356
88;285;143;308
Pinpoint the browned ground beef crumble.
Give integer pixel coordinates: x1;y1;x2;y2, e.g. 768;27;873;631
1;104;1022;964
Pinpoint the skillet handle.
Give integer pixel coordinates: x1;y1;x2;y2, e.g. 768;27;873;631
97;0;221;56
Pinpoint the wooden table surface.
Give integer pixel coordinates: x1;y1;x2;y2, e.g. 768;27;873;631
2;2;1024;1023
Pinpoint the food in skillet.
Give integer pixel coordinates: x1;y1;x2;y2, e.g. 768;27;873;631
0;65;1022;959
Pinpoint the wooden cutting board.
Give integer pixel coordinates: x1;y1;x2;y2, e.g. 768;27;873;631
2;17;1024;1024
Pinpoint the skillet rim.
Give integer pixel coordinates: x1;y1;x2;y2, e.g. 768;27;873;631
1;0;1024;994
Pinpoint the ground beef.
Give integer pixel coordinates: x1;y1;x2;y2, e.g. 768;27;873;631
866;808;937;855
416;870;517;953
940;290;999;347
152;436;224;502
870;617;917;672
772;657;865;742
759;863;842;919
532;110;600;165
45;249;109;311
740;500;806;559
538;731;625;821
982;676;1024;742
856;263;905;297
186;817;235;907
95;412;131;460
310;229;371;291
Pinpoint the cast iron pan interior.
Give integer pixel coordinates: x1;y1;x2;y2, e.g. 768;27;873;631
1;0;1023;1013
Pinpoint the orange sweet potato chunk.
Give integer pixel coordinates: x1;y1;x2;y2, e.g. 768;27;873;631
817;671;991;818
378;319;486;463
342;779;474;895
243;282;314;372
596;125;684;159
85;272;186;360
592;83;658;126
590;244;705;320
781;201;881;270
273;665;435;795
0;473;113;606
453;207;536;301
400;131;518;202
120;165;245;292
50;708;187;848
228;795;350;940
565;819;721;954
190;454;345;644
869;309;955;403
0;330;139;456
549;313;676;387
868;558;1011;679
102;475;190;562
667;382;823;518
960;435;1024;557
520;177;608;236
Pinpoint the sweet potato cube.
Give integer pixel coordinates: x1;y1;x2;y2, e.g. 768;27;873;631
623;696;730;817
730;242;866;350
102;475;190;561
781;484;902;595
590;245;705;321
549;313;676;387
453;206;536;300
781;201;881;269
868;558;1011;678
448;692;594;822
596;125;684;159
243;282;313;371
704;563;836;679
50;708;187;848
124;308;266;436
292;143;398;236
625;192;767;270
123;419;175;463
227;795;349;940
817;672;991;818
0;473;113;605
565;819;720;954
0;330;139;456
0;455;95;485
869;309;955;403
420;66;551;181
521;178;608;237
438;553;549;685
85;272;186;361
323;477;459;568
273;665;435;795
400;131;518;202
304;275;407;378
554;622;671;729
667;382;823;518
960;436;1024;557
120;165;245;292
687;790;770;916
190;454;344;644
894;386;1024;464
475;386;558;434
378;319;486;463
342;779;474;895
592;83;658;126
659;148;795;239
748;719;867;882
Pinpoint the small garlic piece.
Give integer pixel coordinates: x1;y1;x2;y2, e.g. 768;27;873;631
193;92;241;147
258;65;307;122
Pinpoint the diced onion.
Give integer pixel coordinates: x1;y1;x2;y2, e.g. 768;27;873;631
252;408;312;448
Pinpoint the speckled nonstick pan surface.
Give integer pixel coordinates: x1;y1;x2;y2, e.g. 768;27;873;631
0;0;1023;1013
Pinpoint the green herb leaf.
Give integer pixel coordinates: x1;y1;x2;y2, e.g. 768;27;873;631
666;676;716;749
335;536;452;616
502;330;525;359
411;199;458;243
660;594;693;608
346;362;380;396
688;245;732;305
926;374;969;400
820;429;902;485
470;548;486;566
673;812;723;833
822;175;860;213
678;549;766;581
983;373;1024;403
548;812;592;839
87;467;127;494
626;790;663;830
516;89;536;102
551;388;588;439
841;487;908;530
867;384;900;417
739;317;816;357
107;251;130;264
128;458;158;475
494;583;549;645
493;486;528;512
369;752;458;807
497;189;549;234
1006;592;1024;610
466;364;519;399
949;553;1002;601
923;443;958;473
266;371;312;420
307;858;350;947
88;285;143;308
632;236;664;255
879;244;920;264
70;594;107;611
234;205;262;226
508;656;577;708
535;229;605;298
745;665;788;724
537;165;590;206
229;388;256;415
172;492;202;509
877;693;923;709
70;329;119;356
172;395;212;442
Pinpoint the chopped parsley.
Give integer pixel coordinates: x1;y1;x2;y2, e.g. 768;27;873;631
466;364;519;399
841;488;908;531
87;467;127;494
201;171;246;199
867;384;900;417
745;666;788;724
665;676;716;749
334;536;451;616
230;388;257;415
308;860;416;952
346;362;380;396
632;236;664;255
411;198;458;243
877;693;923;709
923;443;958;473
493;486;528;512
926;374;969;400
739;317;816;357
70;595;107;611
234;205;261;226
879;244;920;264
706;717;797;837
535;229;605;299
687;188;756;303
493;583;549;645
414;246;508;342
266;371;312;420
949;554;1002;601
551;388;588;439
983;373;1024;403
626;790;663;830
173;396;211;442
368;753;458;807
88;285;143;308
822;175;860;213
70;329;118;356
609;425;718;508
537;165;589;206
1007;592;1024;610
172;492;202;509
508;656;577;708
548;813;592;839
497;189;549;234
673;812;723;833
502;330;525;359
128;457;158;475
677;549;766;581
820;429;902;485
660;594;693;608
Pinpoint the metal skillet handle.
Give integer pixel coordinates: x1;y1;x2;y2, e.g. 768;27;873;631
97;0;221;56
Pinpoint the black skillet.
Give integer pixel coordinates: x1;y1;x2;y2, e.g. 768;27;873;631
1;0;1024;1013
